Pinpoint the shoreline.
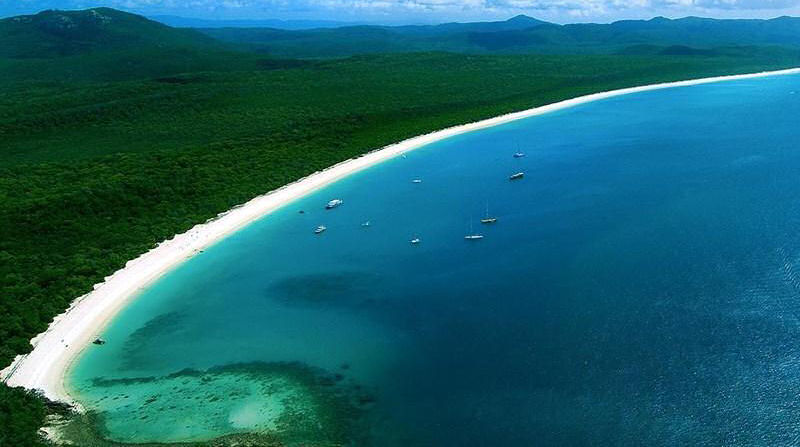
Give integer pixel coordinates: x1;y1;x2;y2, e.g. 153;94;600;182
3;66;800;409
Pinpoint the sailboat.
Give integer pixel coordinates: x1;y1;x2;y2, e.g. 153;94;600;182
480;202;497;224
513;140;526;158
464;219;484;240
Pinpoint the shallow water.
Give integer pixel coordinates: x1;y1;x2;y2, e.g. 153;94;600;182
69;75;800;445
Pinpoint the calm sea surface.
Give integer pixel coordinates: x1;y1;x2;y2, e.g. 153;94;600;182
69;74;800;445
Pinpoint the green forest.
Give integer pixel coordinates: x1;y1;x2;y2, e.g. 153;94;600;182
2;7;800;447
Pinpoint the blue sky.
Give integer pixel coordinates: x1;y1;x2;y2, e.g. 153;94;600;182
1;0;799;23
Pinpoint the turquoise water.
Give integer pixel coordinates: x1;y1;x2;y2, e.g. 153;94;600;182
69;74;800;445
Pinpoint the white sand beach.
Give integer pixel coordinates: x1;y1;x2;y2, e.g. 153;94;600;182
3;67;800;409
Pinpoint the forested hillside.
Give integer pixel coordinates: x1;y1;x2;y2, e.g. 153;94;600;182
0;7;261;81
2;7;800;447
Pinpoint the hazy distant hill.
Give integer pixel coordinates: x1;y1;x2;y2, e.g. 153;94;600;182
532;16;800;50
201;15;800;58
198;15;550;56
151;15;362;30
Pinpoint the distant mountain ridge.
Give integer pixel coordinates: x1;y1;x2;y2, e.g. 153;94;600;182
5;8;800;63
199;14;800;58
151;15;363;30
199;14;554;56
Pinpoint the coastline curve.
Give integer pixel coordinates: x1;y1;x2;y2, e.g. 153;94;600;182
3;66;800;409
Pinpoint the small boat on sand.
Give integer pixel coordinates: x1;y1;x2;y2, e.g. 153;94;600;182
314;225;327;234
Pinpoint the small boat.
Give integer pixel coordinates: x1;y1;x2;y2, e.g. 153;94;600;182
298;210;305;214
513;152;526;158
410;237;421;245
361;221;371;227
314;225;327;234
325;199;344;209
481;202;497;224
509;172;524;180
412;179;423;184
464;220;484;240
93;338;106;345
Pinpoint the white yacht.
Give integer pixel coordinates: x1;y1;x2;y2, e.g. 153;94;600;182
314;225;327;234
325;199;344;209
509;172;524;180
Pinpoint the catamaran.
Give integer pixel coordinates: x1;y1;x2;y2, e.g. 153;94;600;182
509;172;524;180
314;225;327;234
325;199;344;209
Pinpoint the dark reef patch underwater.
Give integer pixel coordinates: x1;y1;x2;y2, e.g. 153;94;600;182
61;362;372;446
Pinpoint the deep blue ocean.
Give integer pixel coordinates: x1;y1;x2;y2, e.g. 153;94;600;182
69;74;800;445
